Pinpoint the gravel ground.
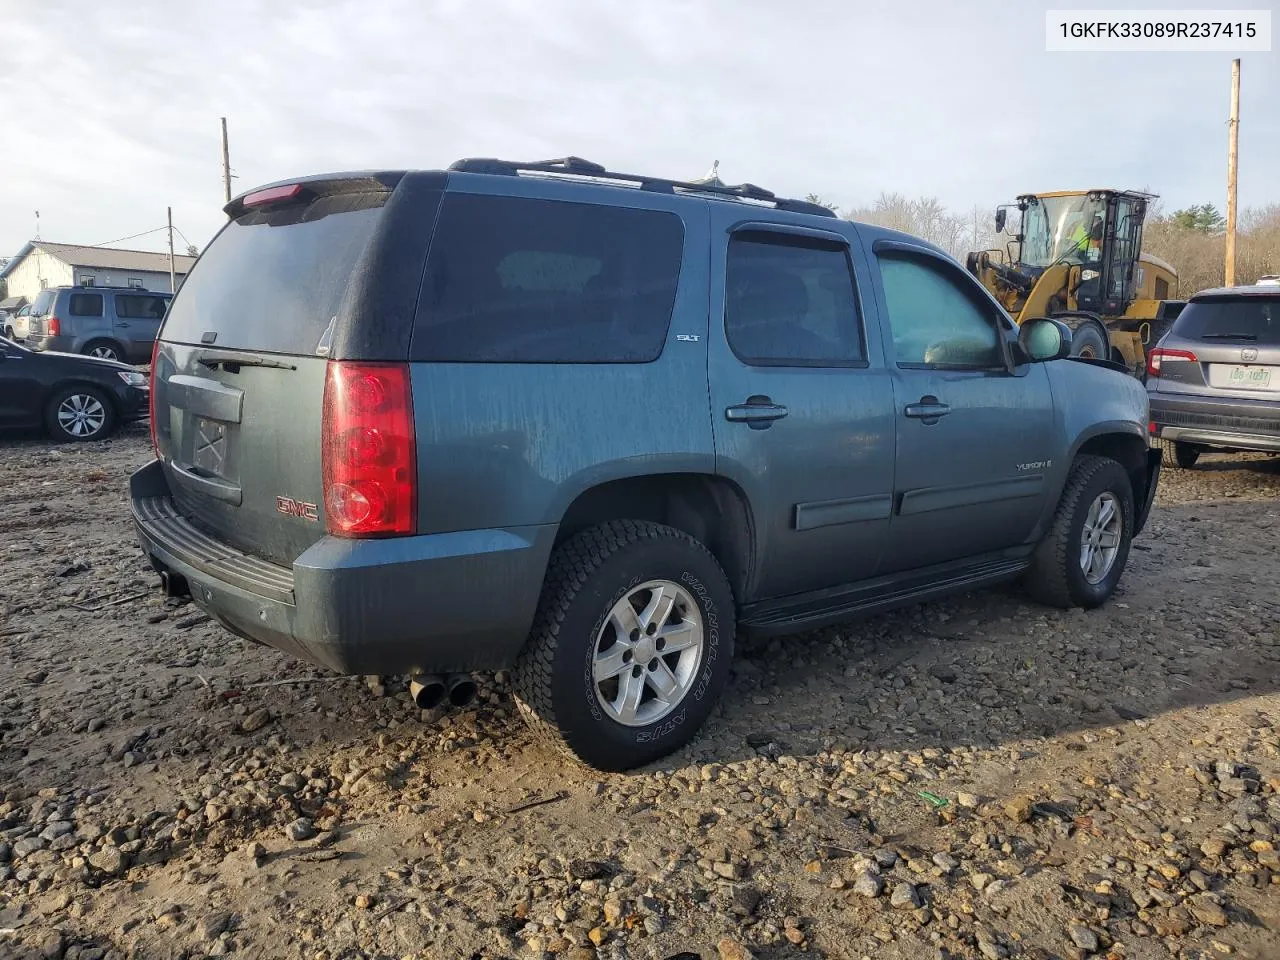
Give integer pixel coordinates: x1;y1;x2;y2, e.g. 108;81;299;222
1;426;1278;960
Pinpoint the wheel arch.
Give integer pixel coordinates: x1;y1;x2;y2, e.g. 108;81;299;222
1070;427;1153;530
555;473;755;604
81;337;127;359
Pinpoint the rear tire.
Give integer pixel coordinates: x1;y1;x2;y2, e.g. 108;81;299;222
45;385;117;442
1157;438;1200;469
82;339;124;362
513;520;735;771
1024;456;1134;610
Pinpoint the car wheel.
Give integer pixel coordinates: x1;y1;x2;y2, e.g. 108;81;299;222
45;385;117;442
1068;322;1108;360
1024;455;1134;610
82;340;124;362
1156;438;1200;469
513;520;736;771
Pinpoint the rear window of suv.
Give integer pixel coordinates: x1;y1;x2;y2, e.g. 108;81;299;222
30;290;56;317
1173;296;1280;345
411;193;684;363
161;191;388;354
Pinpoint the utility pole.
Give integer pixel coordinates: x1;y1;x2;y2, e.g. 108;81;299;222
167;206;176;293
1225;58;1240;287
220;117;232;204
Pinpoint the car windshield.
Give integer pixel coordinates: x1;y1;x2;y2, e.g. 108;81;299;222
1173;297;1280;344
1019;195;1108;268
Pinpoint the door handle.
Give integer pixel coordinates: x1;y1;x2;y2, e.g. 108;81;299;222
904;396;951;423
726;396;789;429
117;322;130;327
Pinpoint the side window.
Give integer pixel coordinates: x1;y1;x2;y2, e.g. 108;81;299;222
413;194;684;363
69;293;104;318
725;231;863;366
878;253;1003;368
116;295;169;319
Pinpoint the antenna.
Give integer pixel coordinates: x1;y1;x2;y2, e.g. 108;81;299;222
34;210;40;241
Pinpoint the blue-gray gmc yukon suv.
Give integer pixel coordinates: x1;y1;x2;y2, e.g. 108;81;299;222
130;157;1160;770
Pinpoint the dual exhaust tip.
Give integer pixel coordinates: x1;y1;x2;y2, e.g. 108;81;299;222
409;673;477;711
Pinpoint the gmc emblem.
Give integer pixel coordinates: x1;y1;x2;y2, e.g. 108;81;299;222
276;496;319;522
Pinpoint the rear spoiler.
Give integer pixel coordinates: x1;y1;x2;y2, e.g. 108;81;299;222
223;171;406;218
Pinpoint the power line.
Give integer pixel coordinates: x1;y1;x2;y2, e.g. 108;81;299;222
171;225;196;251
88;226;169;248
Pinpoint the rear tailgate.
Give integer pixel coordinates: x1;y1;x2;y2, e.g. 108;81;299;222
1153;295;1280;398
152;178;411;567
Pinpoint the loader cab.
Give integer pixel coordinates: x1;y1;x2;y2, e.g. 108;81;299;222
1012;190;1149;316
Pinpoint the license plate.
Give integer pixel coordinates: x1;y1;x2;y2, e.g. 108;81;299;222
193;418;229;475
1209;364;1276;391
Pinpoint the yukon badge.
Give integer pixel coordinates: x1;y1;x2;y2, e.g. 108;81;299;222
1017;460;1052;472
276;496;319;522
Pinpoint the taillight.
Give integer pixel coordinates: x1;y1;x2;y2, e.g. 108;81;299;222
149;339;161;457
48;316;61;336
243;184;303;207
321;362;416;536
1146;347;1197;378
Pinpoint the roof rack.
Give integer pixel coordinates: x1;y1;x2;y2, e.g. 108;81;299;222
447;156;838;218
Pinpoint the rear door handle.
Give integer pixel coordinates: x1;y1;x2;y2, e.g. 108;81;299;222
726;396;789;429
904;396;951;423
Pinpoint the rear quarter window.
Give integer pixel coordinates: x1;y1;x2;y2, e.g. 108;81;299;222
1174;297;1280;345
161;191;388;354
411;193;684;363
69;293;103;317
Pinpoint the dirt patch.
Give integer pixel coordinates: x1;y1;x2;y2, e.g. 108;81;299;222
1;428;1278;960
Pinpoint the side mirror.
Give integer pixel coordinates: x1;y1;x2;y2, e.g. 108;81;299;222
1018;317;1073;362
995;207;1007;233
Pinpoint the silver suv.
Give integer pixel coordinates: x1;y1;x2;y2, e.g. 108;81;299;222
1148;283;1280;467
26;285;172;363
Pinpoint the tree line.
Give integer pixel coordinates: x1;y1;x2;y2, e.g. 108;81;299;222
808;193;1280;296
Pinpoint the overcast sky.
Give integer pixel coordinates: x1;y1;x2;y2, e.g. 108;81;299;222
0;0;1275;258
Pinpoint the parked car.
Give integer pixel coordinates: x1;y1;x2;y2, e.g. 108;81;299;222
1148;283;1280;467
130;157;1160;770
26;285;172;363
0;335;149;441
4;304;32;341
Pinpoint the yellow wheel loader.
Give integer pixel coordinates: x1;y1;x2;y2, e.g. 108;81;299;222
966;190;1185;379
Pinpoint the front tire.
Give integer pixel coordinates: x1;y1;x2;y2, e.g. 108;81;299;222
1068;322;1108;360
45;385;117;442
513;521;735;771
1024;456;1134;609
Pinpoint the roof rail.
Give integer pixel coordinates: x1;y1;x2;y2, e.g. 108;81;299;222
447;156;838;218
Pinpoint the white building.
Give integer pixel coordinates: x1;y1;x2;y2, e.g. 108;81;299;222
0;242;197;301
